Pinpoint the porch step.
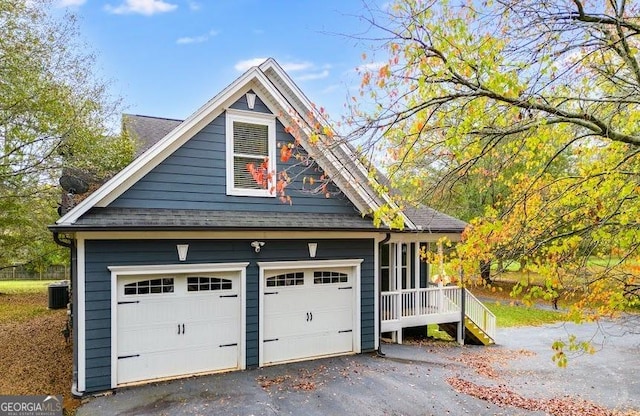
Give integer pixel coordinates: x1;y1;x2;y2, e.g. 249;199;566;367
438;317;495;346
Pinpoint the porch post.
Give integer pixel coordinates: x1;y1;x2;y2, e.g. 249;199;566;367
458;286;466;345
395;243;403;344
413;242;419;289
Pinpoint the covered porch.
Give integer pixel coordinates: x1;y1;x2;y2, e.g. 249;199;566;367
379;237;496;345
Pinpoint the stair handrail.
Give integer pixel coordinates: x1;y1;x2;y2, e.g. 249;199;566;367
464;290;496;340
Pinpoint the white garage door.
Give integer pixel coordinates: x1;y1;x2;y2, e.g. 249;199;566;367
262;267;355;365
116;272;241;385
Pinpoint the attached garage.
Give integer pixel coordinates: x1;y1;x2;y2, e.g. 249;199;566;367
259;260;362;366
109;263;248;387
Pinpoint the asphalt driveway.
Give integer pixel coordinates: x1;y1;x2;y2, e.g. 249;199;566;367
76;319;640;416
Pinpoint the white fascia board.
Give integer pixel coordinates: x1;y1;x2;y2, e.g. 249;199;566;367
260;59;415;230
56;68;262;226
255;68;380;216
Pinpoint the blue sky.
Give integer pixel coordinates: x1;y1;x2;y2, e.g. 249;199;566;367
57;0;386;122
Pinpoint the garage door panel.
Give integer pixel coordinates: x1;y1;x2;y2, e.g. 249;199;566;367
262;267;356;365
117;272;242;386
263;331;353;365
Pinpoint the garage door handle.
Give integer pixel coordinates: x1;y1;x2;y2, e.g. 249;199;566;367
338;287;352;290
338;330;352;333
118;300;140;304
264;338;279;342
178;324;181;335
219;294;238;298
219;343;238;347
264;291;278;295
182;324;185;334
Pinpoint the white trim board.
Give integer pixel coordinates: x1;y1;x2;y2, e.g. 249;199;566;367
75;231;383;240
76;238;86;394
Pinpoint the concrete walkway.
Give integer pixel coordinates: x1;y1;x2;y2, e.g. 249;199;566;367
76;320;640;415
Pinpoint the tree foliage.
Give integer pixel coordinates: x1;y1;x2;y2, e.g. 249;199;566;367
0;0;134;268
349;0;640;321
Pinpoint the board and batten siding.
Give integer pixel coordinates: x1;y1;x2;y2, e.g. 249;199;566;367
110;94;358;214
82;238;375;393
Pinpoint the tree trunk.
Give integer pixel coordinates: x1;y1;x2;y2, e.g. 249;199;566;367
480;260;492;285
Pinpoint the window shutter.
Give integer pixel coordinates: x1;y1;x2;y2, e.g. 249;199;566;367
233;121;269;190
234;156;263;189
233;122;268;155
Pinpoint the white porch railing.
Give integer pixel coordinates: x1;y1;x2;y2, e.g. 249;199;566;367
381;286;461;333
381;286;497;343
464;290;497;340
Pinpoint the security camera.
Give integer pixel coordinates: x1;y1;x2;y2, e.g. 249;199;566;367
251;241;265;253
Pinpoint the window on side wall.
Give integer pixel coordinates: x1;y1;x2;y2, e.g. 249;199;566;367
225;108;276;197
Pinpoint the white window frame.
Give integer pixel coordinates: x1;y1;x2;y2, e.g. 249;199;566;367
225;108;277;197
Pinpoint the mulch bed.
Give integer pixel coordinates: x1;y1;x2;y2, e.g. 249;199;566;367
0;292;80;413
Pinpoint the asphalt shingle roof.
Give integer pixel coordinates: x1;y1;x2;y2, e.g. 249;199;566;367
123;114;181;156
403;205;467;233
55;207;380;231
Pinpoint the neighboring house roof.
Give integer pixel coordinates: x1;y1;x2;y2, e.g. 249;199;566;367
123;114;181;156
52;58;466;234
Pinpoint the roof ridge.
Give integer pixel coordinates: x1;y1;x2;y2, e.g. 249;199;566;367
124;113;184;122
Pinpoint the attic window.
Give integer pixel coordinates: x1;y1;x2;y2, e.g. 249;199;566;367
225;108;276;197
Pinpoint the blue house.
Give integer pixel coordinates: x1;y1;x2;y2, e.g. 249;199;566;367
51;59;494;396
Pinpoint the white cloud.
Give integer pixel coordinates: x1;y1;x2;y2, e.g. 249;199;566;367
176;35;206;44
280;61;313;72
57;0;86;6
187;1;200;11
234;58;268;72
105;0;178;15
296;70;330;81
176;30;218;45
356;61;386;72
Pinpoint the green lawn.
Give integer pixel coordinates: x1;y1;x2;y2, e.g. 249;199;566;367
486;302;565;327
0;280;59;294
0;280;62;322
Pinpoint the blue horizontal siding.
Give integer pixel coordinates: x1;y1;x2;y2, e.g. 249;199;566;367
109;94;359;215
82;238;375;393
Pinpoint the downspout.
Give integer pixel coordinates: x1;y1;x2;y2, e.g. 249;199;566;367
53;231;78;395
53;231;73;249
377;232;391;357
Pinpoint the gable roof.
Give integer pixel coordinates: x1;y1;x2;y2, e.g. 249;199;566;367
53;58;466;234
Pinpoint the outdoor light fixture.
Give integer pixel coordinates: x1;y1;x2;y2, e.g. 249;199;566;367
308;242;318;258
176;244;189;261
246;92;256;110
251;241;265;253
